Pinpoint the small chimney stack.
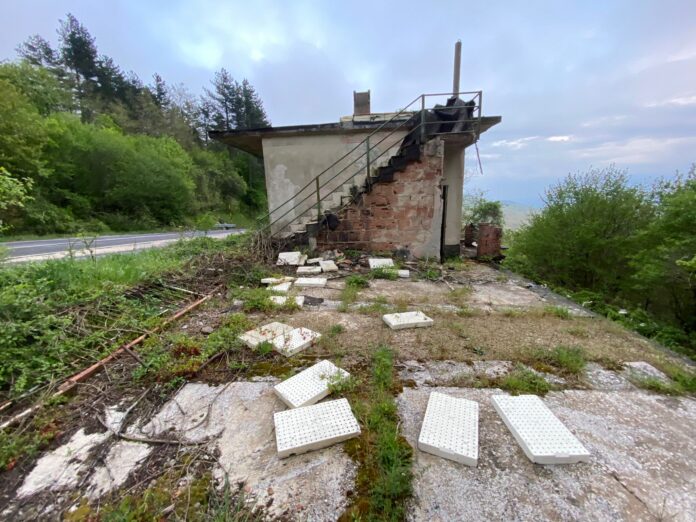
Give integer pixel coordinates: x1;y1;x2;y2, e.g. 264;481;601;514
452;40;462;95
353;90;371;116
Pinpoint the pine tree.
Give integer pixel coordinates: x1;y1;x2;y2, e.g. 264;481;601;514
151;73;169;109
206;68;240;131
238;79;270;129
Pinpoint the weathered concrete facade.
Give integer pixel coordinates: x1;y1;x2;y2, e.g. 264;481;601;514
262;129;408;233
317;139;445;258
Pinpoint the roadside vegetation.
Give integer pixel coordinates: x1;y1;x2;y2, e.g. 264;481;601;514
505;165;696;359
0;14;268;237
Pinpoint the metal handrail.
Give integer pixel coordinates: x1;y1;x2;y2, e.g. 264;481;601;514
260;91;483;237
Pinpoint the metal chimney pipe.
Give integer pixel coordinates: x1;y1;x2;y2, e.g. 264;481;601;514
452;40;462;95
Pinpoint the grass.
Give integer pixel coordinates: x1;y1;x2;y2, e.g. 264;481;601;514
499;364;551;395
446;286;472;307
632;363;696;395
342;345;413;521
532;346;587;375
370;267;398;280
543;305;572;319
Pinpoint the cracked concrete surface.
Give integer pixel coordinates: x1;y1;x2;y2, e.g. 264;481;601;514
398;387;696;522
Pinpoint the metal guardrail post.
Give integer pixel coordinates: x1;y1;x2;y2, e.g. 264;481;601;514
315;177;321;222
365;136;371;189
420;95;426;143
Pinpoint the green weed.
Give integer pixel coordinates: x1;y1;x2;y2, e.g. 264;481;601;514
499;364;551;395
543;305;571;319
534;346;587;375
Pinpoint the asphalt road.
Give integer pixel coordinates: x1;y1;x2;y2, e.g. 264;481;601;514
3;229;244;262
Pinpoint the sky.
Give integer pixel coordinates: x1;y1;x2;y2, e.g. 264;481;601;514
2;0;696;206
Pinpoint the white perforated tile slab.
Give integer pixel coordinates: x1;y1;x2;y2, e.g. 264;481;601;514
269;295;305;307
418;392;478;466
274;360;349;408
297;266;322;275
294;277;327;288
492;394;591;464
239;322;294;348
368;258;394;268
319;260;338;272
383;311;434;330
274;398;360;458
277;252;303;265
261;276;294;285
271;327;321;357
269;281;292;293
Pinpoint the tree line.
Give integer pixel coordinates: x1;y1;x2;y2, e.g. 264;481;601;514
505;165;696;358
0;14;269;235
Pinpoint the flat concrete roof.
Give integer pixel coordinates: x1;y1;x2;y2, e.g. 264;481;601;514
210;116;502;157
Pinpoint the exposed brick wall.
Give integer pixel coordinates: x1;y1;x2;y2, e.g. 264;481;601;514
316;139;444;258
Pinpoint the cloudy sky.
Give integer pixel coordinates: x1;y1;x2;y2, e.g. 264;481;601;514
3;0;695;206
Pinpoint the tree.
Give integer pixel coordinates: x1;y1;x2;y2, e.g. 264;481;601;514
504;166;652;292
151;73;169;109
58;13;99;121
0;62;73;115
16;34;59;68
0;167;33;234
206;68;239;131
462;193;504;227
238;79;270;129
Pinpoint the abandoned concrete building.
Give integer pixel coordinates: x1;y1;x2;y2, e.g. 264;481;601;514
213;50;500;260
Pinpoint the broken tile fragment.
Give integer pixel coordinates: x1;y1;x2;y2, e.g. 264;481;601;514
418;392;479;466
239;322;294;349
319;260;339;272
491;394;590;464
306;257;322;264
274;398;360;458
269;281;292;293
274;360;349;408
261;276;295;285
383;311;434;330
368;258;395;269
294;277;328;288
297;266;322;275
277;252;304;266
271;327;321;356
270;295;305;308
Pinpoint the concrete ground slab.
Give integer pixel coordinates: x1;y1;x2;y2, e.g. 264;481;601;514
418;392;478;466
138;382;357;519
623;361;670;383
469;282;545;310
584;362;635;390
274;398;360;458
383;311;434;330
398;387;696;522
274;360;349;408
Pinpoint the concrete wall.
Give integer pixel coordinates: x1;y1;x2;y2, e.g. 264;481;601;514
262;129;407;233
316;139;445;258
442;144;465;257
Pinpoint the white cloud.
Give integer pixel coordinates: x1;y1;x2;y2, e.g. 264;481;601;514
572;136;696;165
491;136;538;150
581;115;627;128
547;135;571;142
645;95;696;108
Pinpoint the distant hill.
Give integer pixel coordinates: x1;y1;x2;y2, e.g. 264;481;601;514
501;201;536;230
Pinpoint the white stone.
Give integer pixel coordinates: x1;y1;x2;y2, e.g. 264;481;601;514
383;311;434;330
271;327;321;356
261;276;295;285
306;257;323;264
274;360;350;408
491;394;591;464
418;392;479;466
88;441;152;498
320;260;339;272
397;269;410;278
239;322;294;349
297;266;322;275
269;295;305;307
274;398;361;458
368;258;395;268
294;277;328;288
277;252;304;266
269;281;292;293
18;428;110;497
